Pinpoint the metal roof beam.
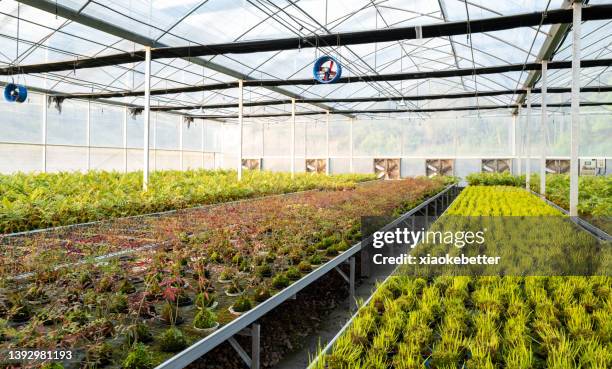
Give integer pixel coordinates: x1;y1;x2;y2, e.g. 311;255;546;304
5;3;612;75
14;0;341;115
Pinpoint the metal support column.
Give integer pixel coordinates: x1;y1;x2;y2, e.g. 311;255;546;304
251;324;260;369
349;257;355;312
201;121;206;169
326;111;330;175
228;323;261;369
291;98;296;178
142;46;152;191
238;79;244;181
525;88;531;190
86;100;91;171
540;61;548;195
349;118;354;173
42;94;47;173
123;106;128;173
334;258;356;312
570;1;581;216
513;113;521;175
304;119;307;172
179;116;184;171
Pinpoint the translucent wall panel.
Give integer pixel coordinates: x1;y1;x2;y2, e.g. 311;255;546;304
183;151;203;170
127;149;144;172
155;113;179;150
329;121;350;157
204;153;217;170
155;150;181;170
579;113;611;157
305;121;327;158
455;159;481;178
47;100;87;145
295;122;306;159
263;158;291;172
402;118;457;157
263;121;290;156
90;104;124;148
353;120;401;157
127;114;144;149
454;116;512;156
90;148;124;171
0;93;43;144
330;158;351;174
243;122;263;157
182;121;203;151
353;158;374;174
0;144;42;173
46;146;87;172
401;159;426;177
221;124;239;167
204;121;223;152
514;109;612;159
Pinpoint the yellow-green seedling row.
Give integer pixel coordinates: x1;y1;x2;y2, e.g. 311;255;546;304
0;169;376;234
313;186;611;369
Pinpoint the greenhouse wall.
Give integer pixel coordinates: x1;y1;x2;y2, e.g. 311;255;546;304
0;92;610;176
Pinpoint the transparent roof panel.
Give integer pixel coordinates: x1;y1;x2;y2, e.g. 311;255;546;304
0;0;610;118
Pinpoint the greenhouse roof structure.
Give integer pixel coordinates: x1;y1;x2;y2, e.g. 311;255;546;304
1;0;611;118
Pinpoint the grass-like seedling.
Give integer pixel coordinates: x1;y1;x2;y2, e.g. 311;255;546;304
312;186;612;369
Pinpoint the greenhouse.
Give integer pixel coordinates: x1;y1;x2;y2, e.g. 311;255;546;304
0;0;610;369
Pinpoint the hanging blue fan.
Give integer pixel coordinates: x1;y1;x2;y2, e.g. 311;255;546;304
4;83;28;103
313;56;342;84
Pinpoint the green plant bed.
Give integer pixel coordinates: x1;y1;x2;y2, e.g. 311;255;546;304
0;177;449;368
0;169;376;234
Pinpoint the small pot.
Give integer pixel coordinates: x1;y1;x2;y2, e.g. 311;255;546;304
160;316;184;325
176;295;193;307
225;290;244;297
193;321;219;334
228;306;245;316
203;301;219;310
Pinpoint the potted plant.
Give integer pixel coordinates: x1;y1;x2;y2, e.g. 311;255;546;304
118;279;137;294
109;293;129;313
193;309;219;333
209;251;222;263
218;268;234;283
85;341;113;367
6;294;32;323
159;327;188;352
159;301;183;325
256;264;273;278
96;275;114;293
126;322;153;345
229;296;253;316
309;254;322;265
24;285;50;305
122;343;153;369
254;286;271;303
238;259;251;274
289;252;302;265
297;261;312;273
225;280;244;297
285;267;301;281
272;274;290;289
195;292;217;310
